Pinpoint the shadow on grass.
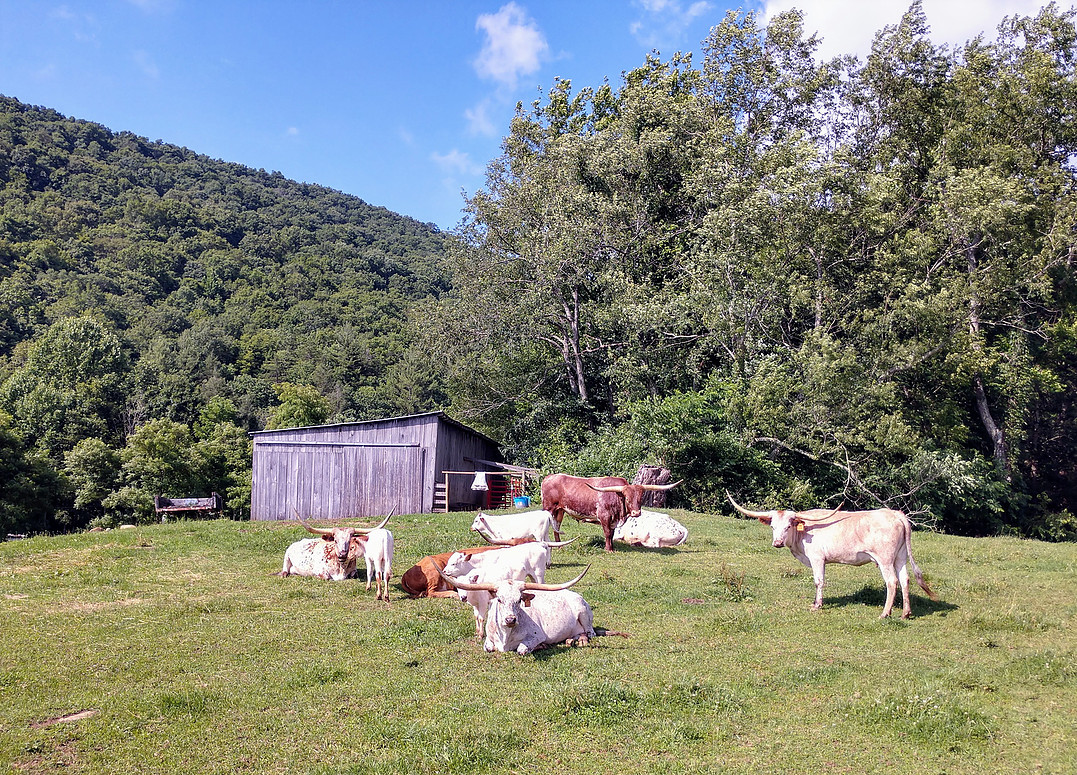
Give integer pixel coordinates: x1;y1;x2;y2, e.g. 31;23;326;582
573;535;685;556
822;584;959;618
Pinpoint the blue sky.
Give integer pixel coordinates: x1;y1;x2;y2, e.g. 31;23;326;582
0;1;1053;231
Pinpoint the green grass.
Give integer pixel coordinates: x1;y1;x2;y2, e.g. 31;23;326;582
1;511;1075;774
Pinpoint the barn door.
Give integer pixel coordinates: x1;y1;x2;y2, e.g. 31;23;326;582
340;444;424;517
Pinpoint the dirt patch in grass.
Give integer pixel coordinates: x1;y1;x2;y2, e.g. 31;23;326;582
30;709;99;729
12;739;80;772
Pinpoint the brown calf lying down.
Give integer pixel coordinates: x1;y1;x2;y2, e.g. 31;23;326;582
400;537;534;598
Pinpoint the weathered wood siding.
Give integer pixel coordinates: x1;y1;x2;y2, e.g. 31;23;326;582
250;413;500;520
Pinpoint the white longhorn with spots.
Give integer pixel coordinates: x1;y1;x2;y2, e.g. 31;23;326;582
613;509;688;548
279;511;392;582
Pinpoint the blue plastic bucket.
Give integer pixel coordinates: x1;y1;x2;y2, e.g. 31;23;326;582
513;496;531;508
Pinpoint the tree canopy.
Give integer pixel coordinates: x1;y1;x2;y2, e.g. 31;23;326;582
435;2;1077;540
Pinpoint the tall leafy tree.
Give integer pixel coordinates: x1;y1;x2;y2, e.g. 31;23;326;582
0;316;128;460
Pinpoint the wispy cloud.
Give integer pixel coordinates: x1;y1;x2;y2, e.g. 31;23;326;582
431;149;484;177
285;126;300;137
123;0;176;12
51;5;99;43
630;0;712;52
473;2;549;89
132;49;159;79
465;99;498;137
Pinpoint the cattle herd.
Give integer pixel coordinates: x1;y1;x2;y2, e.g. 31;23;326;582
278;473;938;654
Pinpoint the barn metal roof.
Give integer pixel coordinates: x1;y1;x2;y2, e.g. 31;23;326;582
248;410;501;448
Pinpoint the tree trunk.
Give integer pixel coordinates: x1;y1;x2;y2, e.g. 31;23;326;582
554;287;589;402
967;238;1011;480
633;464;672;507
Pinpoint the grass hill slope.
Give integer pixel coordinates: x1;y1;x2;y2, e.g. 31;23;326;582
1;511;1074;774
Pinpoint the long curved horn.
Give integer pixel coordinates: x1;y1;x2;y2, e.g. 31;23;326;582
522;564;590;592
353;507;395;534
796;502;847;523
295;509;333;536
587;483;626;494
725;491;774;521
433;562;498;592
641;479;683;491
475;528;517;546
544;537;578;548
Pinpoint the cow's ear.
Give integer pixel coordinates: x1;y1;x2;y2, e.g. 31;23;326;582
522;592;535;607
794;517;805;532
321;534;333;541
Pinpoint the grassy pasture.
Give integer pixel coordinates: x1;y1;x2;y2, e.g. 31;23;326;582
1;510;1075;775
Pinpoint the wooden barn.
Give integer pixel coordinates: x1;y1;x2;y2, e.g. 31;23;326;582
249;411;527;521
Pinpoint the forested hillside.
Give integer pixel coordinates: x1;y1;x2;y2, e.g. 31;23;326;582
0;94;449;533
435;2;1077;540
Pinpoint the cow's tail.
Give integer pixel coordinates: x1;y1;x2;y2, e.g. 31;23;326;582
903;516;938;601
594;627;631;639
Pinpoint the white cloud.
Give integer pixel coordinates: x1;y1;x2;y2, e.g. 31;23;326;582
123;0;176;12
285;126;300;137
32;63;59;81
465;99;498;137
431;149;484;177
473;2;549;88
132;49;159;79
755;1;1054;61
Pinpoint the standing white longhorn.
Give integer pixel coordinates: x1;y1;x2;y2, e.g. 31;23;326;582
470;510;556;543
361;526;394;606
727;492;937;618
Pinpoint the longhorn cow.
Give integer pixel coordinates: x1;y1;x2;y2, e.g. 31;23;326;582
727;492;937;618
399;538;534;598
614;509;688;548
540;473;680;552
437;564;631;654
279;511;392;581
470;509;555;543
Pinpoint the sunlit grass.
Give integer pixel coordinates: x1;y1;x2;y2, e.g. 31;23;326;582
1;512;1075;774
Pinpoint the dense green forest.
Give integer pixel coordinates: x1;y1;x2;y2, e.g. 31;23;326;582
436;2;1077;540
2;2;1076;540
